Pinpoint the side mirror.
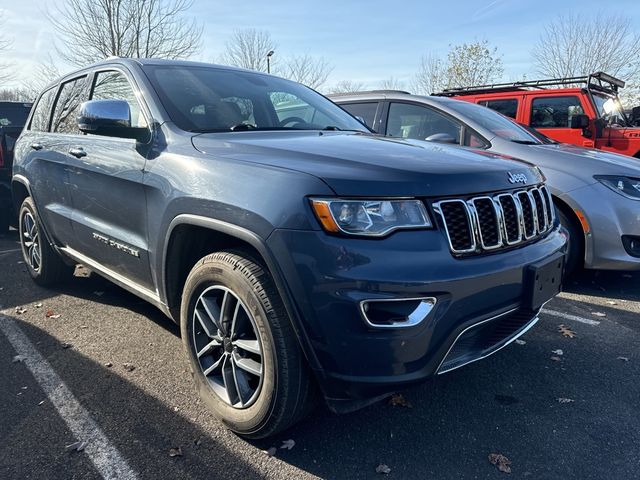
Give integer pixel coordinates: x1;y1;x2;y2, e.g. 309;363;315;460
425;133;457;144
569;114;590;129
77;100;149;141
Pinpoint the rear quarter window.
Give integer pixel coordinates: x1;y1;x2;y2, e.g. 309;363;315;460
29;88;57;132
479;99;518;119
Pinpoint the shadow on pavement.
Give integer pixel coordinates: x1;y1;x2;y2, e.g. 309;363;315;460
563;269;640;302
1;316;262;479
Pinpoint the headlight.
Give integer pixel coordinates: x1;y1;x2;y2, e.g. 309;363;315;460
310;198;432;236
595;176;640;200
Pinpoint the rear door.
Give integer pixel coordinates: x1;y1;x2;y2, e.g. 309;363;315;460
65;68;154;289
15;83;81;246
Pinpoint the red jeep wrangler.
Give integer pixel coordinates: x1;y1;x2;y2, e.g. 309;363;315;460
437;72;640;158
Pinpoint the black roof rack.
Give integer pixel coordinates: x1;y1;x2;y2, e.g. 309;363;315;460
330;89;412;97
434;72;625;97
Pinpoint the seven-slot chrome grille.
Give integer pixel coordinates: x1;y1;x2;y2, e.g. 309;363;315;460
433;185;555;255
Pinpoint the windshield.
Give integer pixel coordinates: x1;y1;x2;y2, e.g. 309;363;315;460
144;65;368;133
592;93;629;126
445;100;542;144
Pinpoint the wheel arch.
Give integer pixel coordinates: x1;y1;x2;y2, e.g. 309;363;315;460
551;194;586;261
162;215;323;373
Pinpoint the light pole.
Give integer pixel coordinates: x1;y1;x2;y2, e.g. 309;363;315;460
266;50;274;74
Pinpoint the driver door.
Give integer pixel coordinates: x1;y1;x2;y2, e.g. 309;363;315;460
65;68;154;289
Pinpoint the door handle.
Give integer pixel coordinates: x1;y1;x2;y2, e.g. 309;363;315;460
31;143;44;151
69;147;87;158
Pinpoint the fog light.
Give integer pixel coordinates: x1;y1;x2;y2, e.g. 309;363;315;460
622;235;640;258
359;297;437;328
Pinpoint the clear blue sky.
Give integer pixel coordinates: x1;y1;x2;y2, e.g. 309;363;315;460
2;0;640;90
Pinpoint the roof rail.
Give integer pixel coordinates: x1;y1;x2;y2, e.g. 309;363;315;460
434;72;625;97
330;89;412;96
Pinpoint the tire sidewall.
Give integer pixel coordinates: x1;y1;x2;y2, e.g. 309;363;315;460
180;257;279;435
18;198;42;280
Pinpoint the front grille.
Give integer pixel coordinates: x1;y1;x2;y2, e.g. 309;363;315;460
437;309;539;374
434;185;555;255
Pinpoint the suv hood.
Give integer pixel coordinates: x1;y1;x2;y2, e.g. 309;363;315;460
192;131;543;197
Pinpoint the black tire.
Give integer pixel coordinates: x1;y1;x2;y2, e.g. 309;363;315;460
18;197;72;286
180;251;314;439
557;206;583;277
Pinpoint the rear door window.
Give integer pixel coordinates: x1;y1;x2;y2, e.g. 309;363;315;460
387;102;461;143
29;88;57;132
339;102;378;128
479;99;518;119
530;96;584;128
51;76;88;134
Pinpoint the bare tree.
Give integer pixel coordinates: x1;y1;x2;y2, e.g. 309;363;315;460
411;54;446;95
0;12;14;83
328;80;368;94
378;76;406;91
49;0;202;67
532;14;640;80
413;41;503;94
21;57;63;101
532;14;640;107
277;54;333;90
220;29;275;72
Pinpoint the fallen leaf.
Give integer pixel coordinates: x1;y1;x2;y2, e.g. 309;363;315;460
38;400;45;406
173;406;180;412
280;439;295;450
34;302;43;308
123;363;135;372
375;464;391;474
558;324;576;338
557;397;575;403
514;339;526;345
617;356;630;362
15;307;27;314
550;356;562;362
45;309;61;319
104;362;113;368
60;343;73;349
263;447;277;456
66;441;87;452
388;393;413;408
12;355;26;363
591;312;606;317
168;447;182;457
488;453;512;473
551;349;563;355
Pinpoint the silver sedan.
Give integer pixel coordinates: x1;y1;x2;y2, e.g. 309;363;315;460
332;92;640;273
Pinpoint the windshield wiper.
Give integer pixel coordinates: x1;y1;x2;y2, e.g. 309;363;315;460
510;139;539;145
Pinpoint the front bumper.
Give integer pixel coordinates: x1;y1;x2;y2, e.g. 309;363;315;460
561;183;640;270
267;226;567;405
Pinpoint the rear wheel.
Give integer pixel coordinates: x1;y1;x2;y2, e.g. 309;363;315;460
18;197;72;286
557;206;583;277
180;251;314;438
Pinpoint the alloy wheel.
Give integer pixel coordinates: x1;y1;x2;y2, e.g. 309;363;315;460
21;211;41;272
192;285;264;409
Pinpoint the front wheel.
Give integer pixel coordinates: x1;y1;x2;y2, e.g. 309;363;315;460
557;207;583;277
180;251;314;438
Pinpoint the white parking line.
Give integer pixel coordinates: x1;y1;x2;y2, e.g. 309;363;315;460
541;308;601;326
0;315;138;480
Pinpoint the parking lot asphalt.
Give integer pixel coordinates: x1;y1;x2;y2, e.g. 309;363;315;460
1;229;638;480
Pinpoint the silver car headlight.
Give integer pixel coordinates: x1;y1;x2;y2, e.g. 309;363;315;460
595;176;640;200
310;198;432;236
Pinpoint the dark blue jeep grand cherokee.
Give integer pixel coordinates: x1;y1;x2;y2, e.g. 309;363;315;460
12;59;566;438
